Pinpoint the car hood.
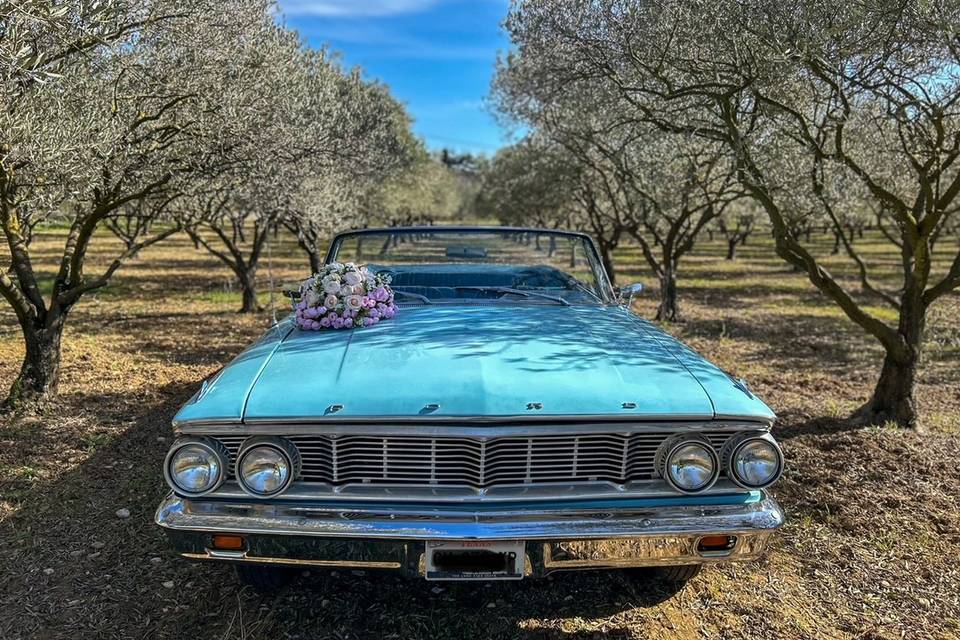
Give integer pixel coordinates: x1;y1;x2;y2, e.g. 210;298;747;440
173;305;775;425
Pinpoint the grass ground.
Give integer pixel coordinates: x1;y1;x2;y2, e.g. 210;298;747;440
0;227;958;639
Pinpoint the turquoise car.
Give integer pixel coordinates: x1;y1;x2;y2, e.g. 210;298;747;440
156;227;784;592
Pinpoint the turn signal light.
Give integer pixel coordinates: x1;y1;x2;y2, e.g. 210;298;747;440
211;534;246;551
697;535;736;553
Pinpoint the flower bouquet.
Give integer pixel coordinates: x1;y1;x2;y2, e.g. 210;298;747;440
294;263;397;330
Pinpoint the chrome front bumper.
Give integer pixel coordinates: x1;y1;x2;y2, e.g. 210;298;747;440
155;493;784;575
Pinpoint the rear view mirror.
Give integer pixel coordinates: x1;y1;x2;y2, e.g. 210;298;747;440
619;283;643;306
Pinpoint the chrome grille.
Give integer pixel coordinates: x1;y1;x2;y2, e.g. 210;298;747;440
213;430;735;488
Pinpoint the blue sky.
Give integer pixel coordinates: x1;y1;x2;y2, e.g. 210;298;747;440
277;0;514;156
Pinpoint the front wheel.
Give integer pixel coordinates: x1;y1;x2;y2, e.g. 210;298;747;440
235;564;297;593
622;564;703;588
653;564;702;582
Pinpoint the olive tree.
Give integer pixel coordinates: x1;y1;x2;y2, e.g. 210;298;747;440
493;66;742;318
0;0;240;406
376;154;471;225
187;53;417;311
714;201;761;260
499;0;960;428
570;128;741;320
480;138;583;231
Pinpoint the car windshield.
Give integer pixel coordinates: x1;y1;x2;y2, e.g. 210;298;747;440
327;228;613;305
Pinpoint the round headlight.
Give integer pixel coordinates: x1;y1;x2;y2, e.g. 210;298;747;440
728;435;783;489
236;437;300;497
164;438;226;497
660;437;719;493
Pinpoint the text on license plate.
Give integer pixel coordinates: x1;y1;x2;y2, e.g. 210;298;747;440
424;540;525;581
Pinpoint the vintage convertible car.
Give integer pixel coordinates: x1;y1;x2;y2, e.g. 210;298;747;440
156;227;784;592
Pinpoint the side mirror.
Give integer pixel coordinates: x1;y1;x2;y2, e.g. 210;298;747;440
281;284;302;300
619;283;643;306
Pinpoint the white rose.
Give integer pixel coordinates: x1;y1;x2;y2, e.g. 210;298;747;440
304;290;320;306
324;294;338;308
344;271;362;286
346;295;363;311
322;280;341;294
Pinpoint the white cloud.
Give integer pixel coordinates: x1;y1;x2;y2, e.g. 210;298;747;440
278;0;438;17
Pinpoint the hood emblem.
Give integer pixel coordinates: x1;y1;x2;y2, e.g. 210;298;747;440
325;404;344;415
622;402;637;409
526;402;543;411
420;403;440;414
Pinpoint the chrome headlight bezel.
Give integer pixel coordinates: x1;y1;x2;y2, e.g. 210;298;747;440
163;437;228;497
656;435;720;494
235;436;301;498
722;432;784;490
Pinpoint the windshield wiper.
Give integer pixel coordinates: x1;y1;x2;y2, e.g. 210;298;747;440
392;289;432;304
454;286;569;306
564;277;602;302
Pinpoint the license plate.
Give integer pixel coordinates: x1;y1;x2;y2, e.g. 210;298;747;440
424;540;525;581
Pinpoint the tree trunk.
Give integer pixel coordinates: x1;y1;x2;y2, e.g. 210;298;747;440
855;350;919;429
307;250;322;275
726;238;738;260
6;317;64;408
238;270;260;313
655;268;679;321
855;298;924;429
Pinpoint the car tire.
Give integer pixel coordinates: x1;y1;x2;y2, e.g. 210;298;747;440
654;564;702;582
622;564;703;587
234;564;297;593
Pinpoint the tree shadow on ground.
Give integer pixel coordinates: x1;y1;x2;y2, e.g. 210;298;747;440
771;410;869;441
678;312;880;372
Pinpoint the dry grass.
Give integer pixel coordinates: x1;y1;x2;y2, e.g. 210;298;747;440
0;228;958;639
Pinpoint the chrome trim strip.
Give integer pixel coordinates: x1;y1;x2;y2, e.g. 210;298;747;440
714;412;777;423
155;492;784;541
177;420;770;436
175;415;775;429
541;533;771;569
204;479;749;503
178;537;768;573
242;414;713;426
183;551;402;570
